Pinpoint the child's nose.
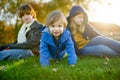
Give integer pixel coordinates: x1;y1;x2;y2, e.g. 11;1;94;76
54;27;59;30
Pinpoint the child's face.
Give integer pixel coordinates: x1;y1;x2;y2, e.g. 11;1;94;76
73;13;84;26
22;14;34;23
49;19;64;39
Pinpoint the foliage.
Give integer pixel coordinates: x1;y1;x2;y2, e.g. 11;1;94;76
0;56;120;80
0;21;5;44
3;26;15;44
0;21;15;45
0;26;15;45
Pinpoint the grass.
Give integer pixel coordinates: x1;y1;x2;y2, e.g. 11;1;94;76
0;56;120;80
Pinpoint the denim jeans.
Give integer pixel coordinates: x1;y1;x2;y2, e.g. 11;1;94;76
0;49;33;60
79;36;120;56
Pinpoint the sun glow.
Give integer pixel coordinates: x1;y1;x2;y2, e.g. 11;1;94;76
88;0;120;26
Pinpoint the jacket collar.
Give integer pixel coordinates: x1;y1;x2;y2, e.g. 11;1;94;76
29;20;37;29
42;27;70;47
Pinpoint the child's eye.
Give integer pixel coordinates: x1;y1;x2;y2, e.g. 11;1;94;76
78;16;83;19
26;12;30;15
20;14;24;18
52;25;55;27
58;25;62;27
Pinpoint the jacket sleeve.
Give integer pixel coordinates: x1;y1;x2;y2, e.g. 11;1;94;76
66;36;77;65
40;38;50;67
7;23;44;49
85;24;102;39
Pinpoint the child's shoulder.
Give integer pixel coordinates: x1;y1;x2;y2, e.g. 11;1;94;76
63;28;71;35
42;27;49;32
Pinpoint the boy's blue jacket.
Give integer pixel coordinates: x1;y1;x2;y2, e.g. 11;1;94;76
40;28;77;66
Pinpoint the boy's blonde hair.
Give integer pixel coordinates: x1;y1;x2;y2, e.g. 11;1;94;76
18;3;36;18
45;10;67;28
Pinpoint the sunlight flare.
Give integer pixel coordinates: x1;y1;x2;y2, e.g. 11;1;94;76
88;0;120;25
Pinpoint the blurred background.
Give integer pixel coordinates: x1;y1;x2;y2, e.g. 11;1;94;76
0;0;120;45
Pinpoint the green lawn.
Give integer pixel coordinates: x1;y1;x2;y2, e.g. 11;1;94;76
0;56;120;80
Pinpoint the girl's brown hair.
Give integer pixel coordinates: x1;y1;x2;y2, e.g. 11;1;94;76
18;3;36;18
45;10;67;28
